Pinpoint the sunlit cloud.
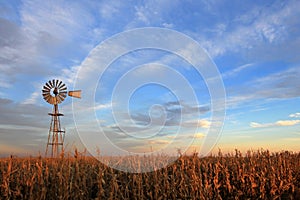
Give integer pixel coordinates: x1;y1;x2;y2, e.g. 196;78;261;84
94;103;112;111
276;120;300;126
148;139;170;145
193;132;205;139
250;120;300;128
183;119;211;128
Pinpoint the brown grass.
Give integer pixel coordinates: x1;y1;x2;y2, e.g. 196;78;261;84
1;149;300;199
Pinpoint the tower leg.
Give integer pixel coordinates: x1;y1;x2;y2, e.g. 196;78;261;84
46;104;65;157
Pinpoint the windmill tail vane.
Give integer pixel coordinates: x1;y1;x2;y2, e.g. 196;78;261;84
42;79;81;157
68;90;81;98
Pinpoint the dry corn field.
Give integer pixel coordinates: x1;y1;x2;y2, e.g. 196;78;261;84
1;150;300;199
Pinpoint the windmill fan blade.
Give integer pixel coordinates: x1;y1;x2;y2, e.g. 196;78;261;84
53;97;57;104
60;92;67;98
48;97;52;104
43;94;51;101
48;80;53;87
42;94;49;98
56;80;59;87
51;97;56;104
42;89;50;94
56;96;62;104
57;80;63;88
43;85;51;90
52;97;57;104
59;94;66;101
56;96;64;103
43;86;50;91
60;91;67;94
44;94;51;102
42;92;50;97
52;79;55;87
45;82;51;89
42;93;49;98
68;90;81;98
43;90;51;94
60;87;67;91
44;96;51;102
59;83;66;90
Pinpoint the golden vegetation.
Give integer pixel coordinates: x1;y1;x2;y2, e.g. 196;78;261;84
1;150;300;199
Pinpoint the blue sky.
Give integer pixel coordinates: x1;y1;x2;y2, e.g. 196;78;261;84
0;0;300;156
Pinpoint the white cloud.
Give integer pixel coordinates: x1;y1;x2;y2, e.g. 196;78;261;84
250;122;266;128
148;139;170;145
134;6;150;25
250;120;300;128
60;65;81;86
162;23;174;29
94;103;112;111
222;63;255;79
276;120;300;126
289;112;300;118
23;91;40;105
183;119;211;128
198;119;211;128
193;132;205;139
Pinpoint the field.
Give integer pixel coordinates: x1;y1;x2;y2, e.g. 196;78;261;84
1;150;300;199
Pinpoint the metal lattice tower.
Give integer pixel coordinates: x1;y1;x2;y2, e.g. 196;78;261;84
46;103;64;157
42;79;81;157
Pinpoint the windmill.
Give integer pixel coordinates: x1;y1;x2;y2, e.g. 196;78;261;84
42;79;81;157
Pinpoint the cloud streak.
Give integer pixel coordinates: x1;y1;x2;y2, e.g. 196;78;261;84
289;112;300;118
226;66;300;109
250;120;300;128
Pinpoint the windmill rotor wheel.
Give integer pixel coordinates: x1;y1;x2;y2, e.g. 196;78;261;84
42;79;67;105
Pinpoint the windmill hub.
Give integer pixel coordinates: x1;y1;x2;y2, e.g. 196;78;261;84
53;87;58;96
42;79;81;157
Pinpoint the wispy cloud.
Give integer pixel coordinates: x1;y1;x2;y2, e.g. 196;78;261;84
222;63;255;79
98;1;122;19
22;91;40;105
195;0;300;59
125;0;180;29
250;120;300;128
182;119;211;128
250;112;300;128
193;132;205;139
0;0;108;95
227;66;300;109
289;112;300;118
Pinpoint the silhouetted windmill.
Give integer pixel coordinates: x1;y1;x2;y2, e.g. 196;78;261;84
42;79;81;157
